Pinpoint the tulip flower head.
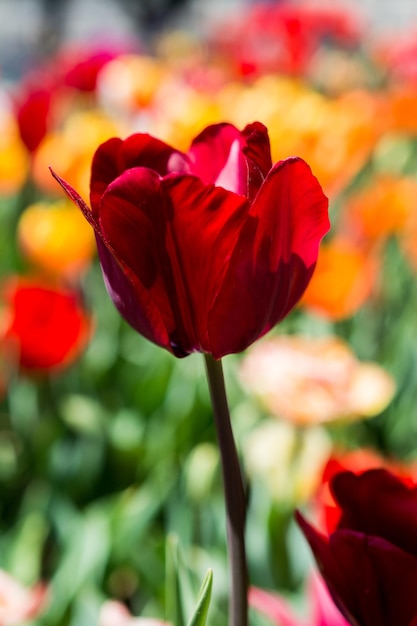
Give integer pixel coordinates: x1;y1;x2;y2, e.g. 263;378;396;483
297;469;417;626
52;122;329;358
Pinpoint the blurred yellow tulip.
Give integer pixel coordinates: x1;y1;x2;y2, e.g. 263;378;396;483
0;104;29;195
32;109;122;199
18;200;96;278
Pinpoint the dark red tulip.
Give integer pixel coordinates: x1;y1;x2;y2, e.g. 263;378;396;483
0;277;92;372
297;469;417;626
52;122;329;359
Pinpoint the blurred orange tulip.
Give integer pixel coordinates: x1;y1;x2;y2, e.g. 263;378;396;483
0;103;29;195
384;85;417;134
18;200;96;278
301;237;378;320
219;79;381;199
32;109;121;199
342;175;417;242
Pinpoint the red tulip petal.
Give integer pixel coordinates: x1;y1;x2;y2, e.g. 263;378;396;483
187;122;272;200
89;137;123;217
98;166;186;353
298;512;417;626
95;236;173;354
161;173;249;352
207;157;329;357
240;121;273;198
51;167;173;353
187;123;242;188
333;470;417;558
99;168;248;355
250;157;330;266
297;513;375;626
90;134;189;216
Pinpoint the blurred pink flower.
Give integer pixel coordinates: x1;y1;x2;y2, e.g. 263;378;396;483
99;601;171;626
0;570;47;625
249;571;349;626
239;335;395;425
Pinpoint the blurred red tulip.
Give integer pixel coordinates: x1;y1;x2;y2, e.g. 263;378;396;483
213;3;362;77
297;469;417;626
58;45;123;93
52;121;329;359
15;86;53;154
0;277;92;372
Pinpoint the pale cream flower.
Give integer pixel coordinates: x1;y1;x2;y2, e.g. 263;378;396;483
239;335;395;426
243;420;332;505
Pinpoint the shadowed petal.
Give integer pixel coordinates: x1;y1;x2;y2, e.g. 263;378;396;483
95;237;173;354
333;470;417;558
99;168;249;354
161;174;249;352
207;157;329;357
297;512;417;626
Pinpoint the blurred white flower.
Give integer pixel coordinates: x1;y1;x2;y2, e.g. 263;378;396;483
243;420;332;505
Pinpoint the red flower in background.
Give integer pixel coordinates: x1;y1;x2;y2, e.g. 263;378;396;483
13;45;122;153
52;121;329;358
213;3;362;77
297;469;417;626
14;79;55;153
315;450;417;534
0;277;92;371
58;45;123;93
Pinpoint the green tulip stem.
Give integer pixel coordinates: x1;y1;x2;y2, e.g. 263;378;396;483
203;354;248;626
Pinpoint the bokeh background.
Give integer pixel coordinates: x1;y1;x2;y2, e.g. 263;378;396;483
2;0;417;624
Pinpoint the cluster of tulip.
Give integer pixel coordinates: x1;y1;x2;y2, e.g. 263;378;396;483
1;2;417;625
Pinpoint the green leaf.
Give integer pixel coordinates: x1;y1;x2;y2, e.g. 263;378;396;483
187;569;213;626
165;534;186;626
